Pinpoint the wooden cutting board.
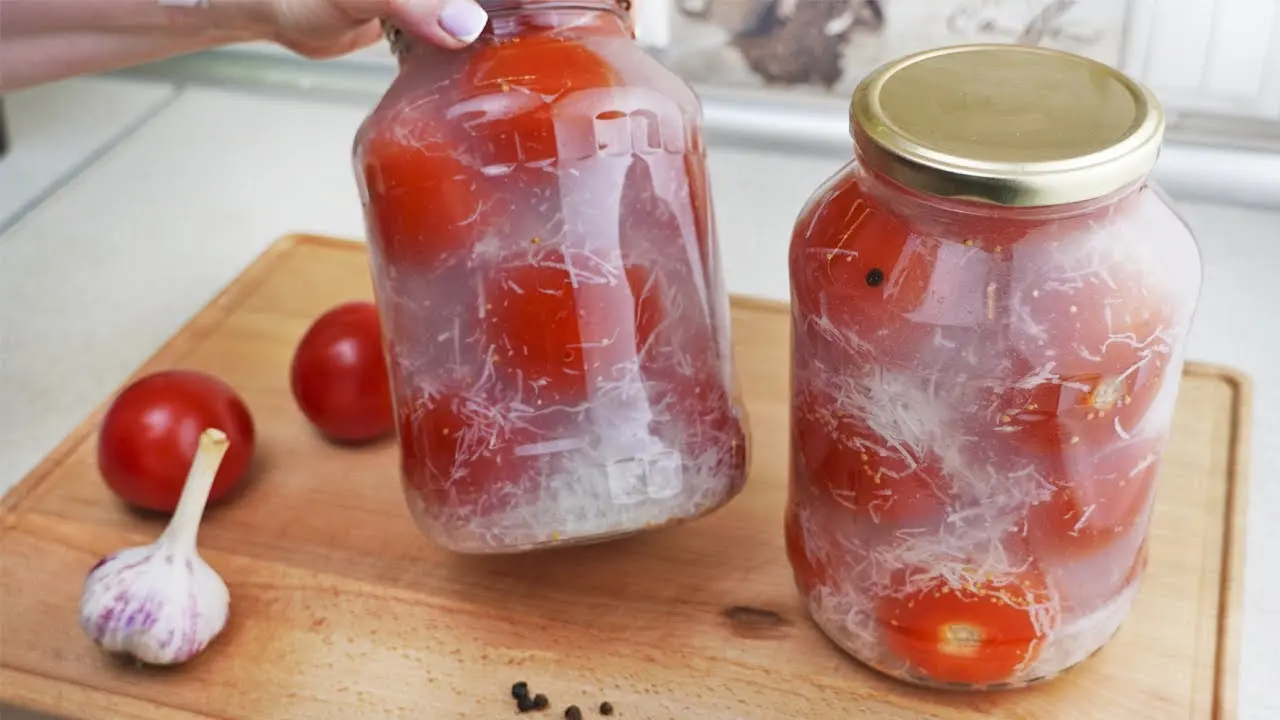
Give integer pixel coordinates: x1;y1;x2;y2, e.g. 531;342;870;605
0;234;1250;720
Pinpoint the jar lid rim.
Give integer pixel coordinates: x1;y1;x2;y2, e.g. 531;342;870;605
849;44;1165;207
382;0;631;54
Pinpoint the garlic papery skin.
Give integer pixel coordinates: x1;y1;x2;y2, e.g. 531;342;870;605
80;428;233;666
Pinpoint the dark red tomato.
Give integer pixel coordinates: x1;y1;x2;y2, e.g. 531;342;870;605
792;395;946;530
98;369;256;514
398;391;539;517
359;128;512;269
1028;438;1161;560
877;566;1055;686
290;301;394;444
483;253;655;406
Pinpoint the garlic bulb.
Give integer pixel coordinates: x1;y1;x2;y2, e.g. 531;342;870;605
80;428;232;665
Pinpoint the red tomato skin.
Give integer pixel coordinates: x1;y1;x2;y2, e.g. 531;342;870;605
397;389;553;520
876;569;1055;686
290;301;395;444
1027;437;1162;560
792;402;947;531
788;173;939;368
97;369;256;513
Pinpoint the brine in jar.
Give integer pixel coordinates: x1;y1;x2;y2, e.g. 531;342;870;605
786;44;1202;689
354;1;748;554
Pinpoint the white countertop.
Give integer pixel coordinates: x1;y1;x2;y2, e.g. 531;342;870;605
1;76;1278;720
0;78;176;233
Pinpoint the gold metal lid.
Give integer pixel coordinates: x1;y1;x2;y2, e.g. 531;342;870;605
850;44;1165;207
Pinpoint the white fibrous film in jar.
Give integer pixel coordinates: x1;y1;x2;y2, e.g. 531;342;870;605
789;186;1199;687
368;108;746;552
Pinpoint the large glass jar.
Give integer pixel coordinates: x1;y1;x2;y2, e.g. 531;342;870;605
786;45;1202;689
353;0;748;554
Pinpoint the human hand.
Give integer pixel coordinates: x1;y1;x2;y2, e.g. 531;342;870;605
251;0;491;58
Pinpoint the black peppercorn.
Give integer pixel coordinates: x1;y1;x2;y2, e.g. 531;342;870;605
599;701;614;716
865;267;885;287
533;693;550;710
517;695;538;712
564;706;583;720
512;682;529;699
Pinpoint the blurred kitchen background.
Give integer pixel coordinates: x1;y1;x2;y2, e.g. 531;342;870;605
1;1;1279;719
663;0;1280;132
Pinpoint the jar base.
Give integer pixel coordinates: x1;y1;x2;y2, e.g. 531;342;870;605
803;578;1141;691
404;475;745;554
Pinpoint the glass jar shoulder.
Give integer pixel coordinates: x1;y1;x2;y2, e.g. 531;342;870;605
357;33;701;176
788;170;1203;307
787;171;1204;398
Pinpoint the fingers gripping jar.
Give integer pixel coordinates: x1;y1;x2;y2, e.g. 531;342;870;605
353;1;748;554
786;45;1202;688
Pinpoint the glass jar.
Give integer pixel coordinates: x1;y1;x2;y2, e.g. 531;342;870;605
353;0;748;554
786;45;1202;689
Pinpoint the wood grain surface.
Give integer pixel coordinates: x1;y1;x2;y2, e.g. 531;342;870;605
0;234;1251;720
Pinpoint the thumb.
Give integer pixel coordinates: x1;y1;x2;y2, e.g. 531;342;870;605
388;0;490;48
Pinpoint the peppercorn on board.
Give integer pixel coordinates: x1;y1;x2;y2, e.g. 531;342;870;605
0;234;1249;720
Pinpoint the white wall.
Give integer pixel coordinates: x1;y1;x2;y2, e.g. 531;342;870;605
1123;0;1280;120
221;0;1280;127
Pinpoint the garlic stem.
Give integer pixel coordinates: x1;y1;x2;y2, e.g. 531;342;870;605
158;428;230;553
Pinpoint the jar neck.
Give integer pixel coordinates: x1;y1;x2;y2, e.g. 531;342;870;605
850;142;1147;226
385;0;631;58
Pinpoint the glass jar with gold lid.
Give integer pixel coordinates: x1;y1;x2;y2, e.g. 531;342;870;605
785;44;1202;689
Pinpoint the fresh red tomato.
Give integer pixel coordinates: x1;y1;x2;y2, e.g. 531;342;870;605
1027;438;1161;560
290;301;395;444
98;369;256;513
792;392;947;529
877;566;1056;686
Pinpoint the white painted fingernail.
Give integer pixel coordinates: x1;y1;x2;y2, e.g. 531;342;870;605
438;0;489;43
